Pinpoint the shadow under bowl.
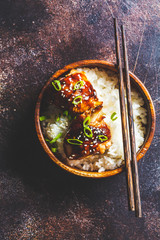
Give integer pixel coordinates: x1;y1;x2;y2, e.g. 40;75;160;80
35;60;156;178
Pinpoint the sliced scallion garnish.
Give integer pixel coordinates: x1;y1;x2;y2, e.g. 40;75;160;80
63;110;68;116
84;126;93;138
39;116;47;121
51;147;57;153
67;139;83;145
50;133;62;144
45;138;50;142
68;115;72;121
72;95;82;105
83;116;90;127
98;135;108;142
52;80;61;91
73;81;84;90
56;113;61;122
111;112;118;121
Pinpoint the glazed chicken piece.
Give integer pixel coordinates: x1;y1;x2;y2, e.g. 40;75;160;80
64;110;111;162
52;71;103;115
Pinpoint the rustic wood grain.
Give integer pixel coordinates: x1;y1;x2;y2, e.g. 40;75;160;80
35;60;155;179
122;25;142;217
114;18;135;212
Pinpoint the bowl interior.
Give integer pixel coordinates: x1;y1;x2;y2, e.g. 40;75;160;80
35;60;155;178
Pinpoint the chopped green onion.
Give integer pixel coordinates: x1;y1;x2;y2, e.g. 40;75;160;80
98;135;108;142
45;138;50;142
67;139;83;145
63;110;68;116
111;112;118;121
39;116;47;121
68;115;72;121
50;133;62;144
73;81;84;90
63;110;72;120
83;116;90;127
72;95;82;105
56;113;62;122
84;127;93;138
51;147;57;153
52;80;61;91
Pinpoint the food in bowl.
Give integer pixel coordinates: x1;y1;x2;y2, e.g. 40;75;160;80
40;68;147;172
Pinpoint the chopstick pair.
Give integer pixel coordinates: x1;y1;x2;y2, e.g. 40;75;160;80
114;18;142;217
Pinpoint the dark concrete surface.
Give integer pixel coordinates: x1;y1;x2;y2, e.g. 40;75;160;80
0;0;159;239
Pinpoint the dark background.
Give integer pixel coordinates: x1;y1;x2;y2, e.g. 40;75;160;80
0;0;159;239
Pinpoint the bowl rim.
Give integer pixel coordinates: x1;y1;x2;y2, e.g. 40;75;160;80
35;60;156;178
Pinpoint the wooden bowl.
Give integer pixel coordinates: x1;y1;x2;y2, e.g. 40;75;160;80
35;60;156;178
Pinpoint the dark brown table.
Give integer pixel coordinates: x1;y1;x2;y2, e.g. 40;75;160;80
0;0;159;239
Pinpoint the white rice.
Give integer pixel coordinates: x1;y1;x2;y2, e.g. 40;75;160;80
42;68;147;172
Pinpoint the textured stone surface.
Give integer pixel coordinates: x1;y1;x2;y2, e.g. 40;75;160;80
0;0;159;239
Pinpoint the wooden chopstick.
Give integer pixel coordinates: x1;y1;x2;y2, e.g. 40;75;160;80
121;25;142;217
114;18;135;212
